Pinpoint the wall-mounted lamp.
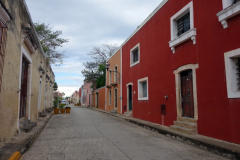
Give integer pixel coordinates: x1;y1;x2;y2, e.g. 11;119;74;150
105;62;121;84
164;95;168;99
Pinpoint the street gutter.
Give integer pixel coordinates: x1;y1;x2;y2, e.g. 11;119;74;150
89;106;240;160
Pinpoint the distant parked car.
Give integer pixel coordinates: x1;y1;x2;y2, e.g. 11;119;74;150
61;100;67;104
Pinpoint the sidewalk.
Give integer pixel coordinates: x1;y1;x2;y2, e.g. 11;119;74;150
89;106;240;160
0;112;53;160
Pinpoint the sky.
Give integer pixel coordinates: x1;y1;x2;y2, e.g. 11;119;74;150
25;0;163;97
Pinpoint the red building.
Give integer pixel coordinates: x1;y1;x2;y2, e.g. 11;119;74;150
121;0;240;144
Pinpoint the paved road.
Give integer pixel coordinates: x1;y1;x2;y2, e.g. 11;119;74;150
23;105;228;160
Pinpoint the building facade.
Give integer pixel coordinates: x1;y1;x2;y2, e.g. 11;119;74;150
0;0;55;147
121;0;240;144
82;81;92;106
92;86;106;110
106;49;122;114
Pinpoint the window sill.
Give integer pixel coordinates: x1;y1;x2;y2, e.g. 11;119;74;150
130;61;140;67
138;97;148;101
169;28;197;54
217;2;240;29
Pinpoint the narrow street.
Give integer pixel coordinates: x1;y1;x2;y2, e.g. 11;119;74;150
22;105;228;160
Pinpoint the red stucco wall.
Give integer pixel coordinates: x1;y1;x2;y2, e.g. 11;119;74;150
122;0;240;144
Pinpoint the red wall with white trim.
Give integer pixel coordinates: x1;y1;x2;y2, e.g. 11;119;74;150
122;0;240;144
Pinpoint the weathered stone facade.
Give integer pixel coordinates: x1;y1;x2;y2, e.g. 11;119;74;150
0;0;54;146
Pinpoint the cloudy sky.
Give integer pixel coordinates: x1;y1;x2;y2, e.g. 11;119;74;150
25;0;163;96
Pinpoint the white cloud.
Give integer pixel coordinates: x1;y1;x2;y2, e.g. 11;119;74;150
58;87;80;97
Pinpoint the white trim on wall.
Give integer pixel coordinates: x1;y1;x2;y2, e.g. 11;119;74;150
17;46;33;130
130;43;140;67
138;77;149;101
169;1;196;53
173;64;199;120
224;48;240;98
217;1;240;29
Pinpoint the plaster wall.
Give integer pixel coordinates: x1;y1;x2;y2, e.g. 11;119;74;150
0;0;55;146
122;0;240;144
106;49;122;114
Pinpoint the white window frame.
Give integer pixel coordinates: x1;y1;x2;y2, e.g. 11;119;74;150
224;48;240;98
169;1;196;54
138;77;149;101
217;0;240;29
130;43;140;67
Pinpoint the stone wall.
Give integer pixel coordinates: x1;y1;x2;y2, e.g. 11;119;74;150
0;0;55;147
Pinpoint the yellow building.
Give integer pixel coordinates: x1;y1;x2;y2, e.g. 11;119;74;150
0;0;55;146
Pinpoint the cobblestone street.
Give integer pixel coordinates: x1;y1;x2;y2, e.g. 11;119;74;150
23;105;228;160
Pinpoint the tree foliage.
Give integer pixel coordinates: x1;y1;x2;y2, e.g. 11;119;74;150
81;44;118;86
34;22;69;65
96;64;106;89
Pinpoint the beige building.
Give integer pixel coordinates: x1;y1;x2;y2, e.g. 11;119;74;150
0;0;55;146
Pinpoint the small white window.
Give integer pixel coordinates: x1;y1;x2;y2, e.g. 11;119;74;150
138;77;148;100
130;43;140;67
169;1;196;54
224;48;240;98
217;0;240;29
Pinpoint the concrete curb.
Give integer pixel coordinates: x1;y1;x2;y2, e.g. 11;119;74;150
89;106;240;160
8;113;54;160
8;151;20;160
20;114;53;156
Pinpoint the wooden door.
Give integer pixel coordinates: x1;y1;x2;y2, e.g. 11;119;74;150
128;85;132;111
181;70;194;118
19;57;28;119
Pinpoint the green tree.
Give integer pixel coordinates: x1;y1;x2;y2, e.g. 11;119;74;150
53;82;58;91
96;64;106;89
34;22;69;65
82;44;118;83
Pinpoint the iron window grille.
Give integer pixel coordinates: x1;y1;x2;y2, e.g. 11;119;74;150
114;66;117;83
177;12;190;36
115;89;117;108
109;90;112;105
132;48;139;63
233;0;240;5
142;81;147;97
236;58;240;91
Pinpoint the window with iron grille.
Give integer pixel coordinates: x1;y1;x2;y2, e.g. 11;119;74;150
114;66;117;83
177;12;190;36
224;48;240;98
109;90;112;105
130;43;140;67
132;48;139;63
109;70;112;84
235;58;240;91
115;89;117;108
233;0;240;5
138;77;148;100
142;81;147;97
